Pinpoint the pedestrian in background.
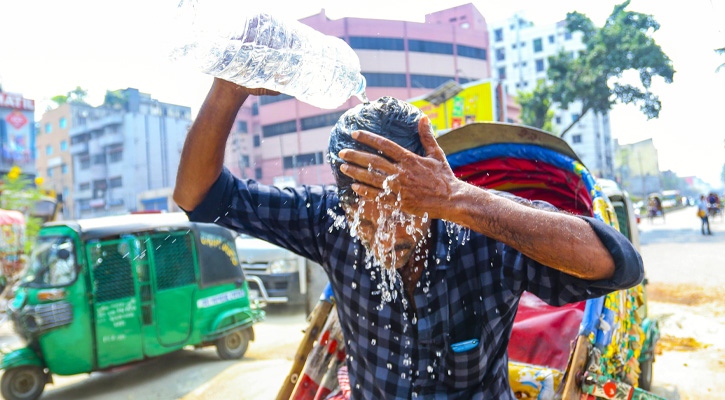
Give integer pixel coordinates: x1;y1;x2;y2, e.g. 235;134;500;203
697;195;711;235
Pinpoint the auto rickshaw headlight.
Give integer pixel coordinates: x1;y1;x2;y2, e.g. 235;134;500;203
268;259;299;274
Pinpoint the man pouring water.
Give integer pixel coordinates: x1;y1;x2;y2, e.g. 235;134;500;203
174;79;643;399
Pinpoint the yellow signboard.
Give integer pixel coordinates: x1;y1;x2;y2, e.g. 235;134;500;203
410;81;496;132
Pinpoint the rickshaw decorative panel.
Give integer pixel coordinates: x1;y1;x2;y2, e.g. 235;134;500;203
151;233;196;290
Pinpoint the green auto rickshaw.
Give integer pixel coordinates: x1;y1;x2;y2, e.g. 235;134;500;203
0;213;264;400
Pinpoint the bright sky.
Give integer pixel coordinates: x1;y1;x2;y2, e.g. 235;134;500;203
1;0;723;187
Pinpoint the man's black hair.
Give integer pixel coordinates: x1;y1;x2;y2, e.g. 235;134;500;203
328;97;425;205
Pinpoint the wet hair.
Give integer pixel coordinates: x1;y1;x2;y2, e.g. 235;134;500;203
328;97;426;205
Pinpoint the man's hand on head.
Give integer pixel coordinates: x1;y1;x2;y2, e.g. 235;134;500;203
338;116;464;220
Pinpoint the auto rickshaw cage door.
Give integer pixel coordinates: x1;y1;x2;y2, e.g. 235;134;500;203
144;231;198;346
87;237;144;369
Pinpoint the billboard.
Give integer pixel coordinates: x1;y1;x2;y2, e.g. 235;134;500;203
409;79;503;133
0;92;36;173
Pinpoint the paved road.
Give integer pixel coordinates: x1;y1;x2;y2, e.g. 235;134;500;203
638;207;725;400
0;306;308;400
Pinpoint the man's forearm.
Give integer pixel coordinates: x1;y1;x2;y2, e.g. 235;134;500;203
173;79;249;211
448;181;616;280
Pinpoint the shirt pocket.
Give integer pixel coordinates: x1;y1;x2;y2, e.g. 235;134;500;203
439;324;492;390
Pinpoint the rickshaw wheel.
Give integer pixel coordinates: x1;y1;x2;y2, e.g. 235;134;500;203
638;359;653;391
1;366;46;400
216;329;250;360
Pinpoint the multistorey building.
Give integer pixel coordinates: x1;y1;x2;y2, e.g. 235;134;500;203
488;14;615;178
69;88;191;218
36;102;92;218
225;4;492;186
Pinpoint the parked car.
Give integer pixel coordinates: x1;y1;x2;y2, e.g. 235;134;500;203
0;213;264;400
236;235;328;314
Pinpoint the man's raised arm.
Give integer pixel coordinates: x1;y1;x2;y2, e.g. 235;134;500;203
173;78;277;212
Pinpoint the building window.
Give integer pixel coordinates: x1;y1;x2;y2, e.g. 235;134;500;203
565;31;572;40
47;168;53;177
408;39;454;55
548;35;555;44
45;123;51;134
301;111;346;131
535;59;545;72
349;36;404;51
533;38;543;53
59;117;67;129
362;72;407;88
62;164;68;174
494;28;503;42
92;154;106;165
497;67;506;80
80;157;90;170
456;45;487;60
262;120;297;138
259;93;294;105
495;48;505;61
79;182;90;191
110;177;123;188
237;121;248;133
253;135;261;147
251;102;259;116
521;61;528;68
283;152;325;169
255;168;262;180
60;141;67;151
555;117;562;124
572;114;579;123
572;134;582;144
63;187;69;201
109;149;123;163
410;75;456;89
45;145;52;155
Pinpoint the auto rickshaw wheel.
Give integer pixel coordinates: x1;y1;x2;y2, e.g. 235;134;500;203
638;359;653;391
1;366;47;400
215;329;250;360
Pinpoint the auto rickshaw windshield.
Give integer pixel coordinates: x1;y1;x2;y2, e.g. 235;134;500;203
21;236;77;287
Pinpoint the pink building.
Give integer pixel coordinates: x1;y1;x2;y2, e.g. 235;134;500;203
224;4;492;186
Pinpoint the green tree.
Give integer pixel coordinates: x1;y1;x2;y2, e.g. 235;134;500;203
547;1;675;138
67;86;88;104
51;94;68;106
103;89;127;109
0;167;46;254
517;82;554;132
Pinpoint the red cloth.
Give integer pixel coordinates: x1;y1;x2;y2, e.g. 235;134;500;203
453;158;593;216
508;292;586;371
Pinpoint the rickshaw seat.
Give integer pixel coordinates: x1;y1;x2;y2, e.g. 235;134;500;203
508;292;585;371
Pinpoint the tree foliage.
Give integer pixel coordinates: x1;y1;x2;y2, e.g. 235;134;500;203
103;89;127;109
517;82;554;132
0;167;46;254
51;86;89;107
547;1;675;137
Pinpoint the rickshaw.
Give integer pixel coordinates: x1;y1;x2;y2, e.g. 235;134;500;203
0;213;264;400
278;122;662;400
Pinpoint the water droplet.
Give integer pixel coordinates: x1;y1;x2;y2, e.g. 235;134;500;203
427;365;434;373
371;338;376;345
387;363;392;370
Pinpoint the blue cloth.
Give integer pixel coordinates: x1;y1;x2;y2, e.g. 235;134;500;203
185;168;643;400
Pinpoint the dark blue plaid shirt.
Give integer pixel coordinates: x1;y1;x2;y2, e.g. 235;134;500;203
186;168;643;400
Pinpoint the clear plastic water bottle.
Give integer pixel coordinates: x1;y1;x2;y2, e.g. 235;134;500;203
170;0;368;109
